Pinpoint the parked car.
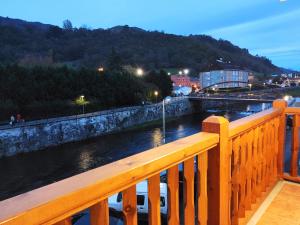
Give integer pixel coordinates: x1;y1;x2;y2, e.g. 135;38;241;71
108;181;168;219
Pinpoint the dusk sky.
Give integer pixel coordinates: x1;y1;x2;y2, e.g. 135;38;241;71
1;0;300;70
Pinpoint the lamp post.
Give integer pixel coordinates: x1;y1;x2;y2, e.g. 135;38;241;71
80;95;85;114
162;97;171;143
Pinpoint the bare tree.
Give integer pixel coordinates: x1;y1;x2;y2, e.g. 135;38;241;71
62;19;73;30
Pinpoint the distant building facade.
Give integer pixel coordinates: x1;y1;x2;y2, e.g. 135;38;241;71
199;70;249;89
171;75;200;88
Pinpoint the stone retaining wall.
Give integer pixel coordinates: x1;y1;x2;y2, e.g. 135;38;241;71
0;98;195;157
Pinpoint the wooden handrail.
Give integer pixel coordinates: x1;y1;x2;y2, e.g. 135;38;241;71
0;132;219;225
285;107;300;115
229;108;282;138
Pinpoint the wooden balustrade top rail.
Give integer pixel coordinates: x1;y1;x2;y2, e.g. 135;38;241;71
0;132;219;225
229;108;283;138
285;107;300;115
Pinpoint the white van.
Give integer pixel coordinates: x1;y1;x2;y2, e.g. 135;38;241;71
108;181;168;217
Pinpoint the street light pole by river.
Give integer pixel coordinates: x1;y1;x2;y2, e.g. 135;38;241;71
162;98;171;143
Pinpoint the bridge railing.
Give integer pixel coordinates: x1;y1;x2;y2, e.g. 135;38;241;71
0;99;297;225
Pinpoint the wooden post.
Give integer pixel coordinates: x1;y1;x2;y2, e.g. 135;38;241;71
202;116;230;225
291;114;299;177
273;99;287;178
90;199;109;225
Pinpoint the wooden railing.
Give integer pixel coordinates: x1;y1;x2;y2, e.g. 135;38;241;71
0;99;298;225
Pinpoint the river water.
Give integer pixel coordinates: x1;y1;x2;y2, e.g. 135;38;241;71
0;102;278;224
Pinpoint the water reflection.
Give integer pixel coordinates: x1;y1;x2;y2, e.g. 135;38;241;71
78;150;93;171
151;128;163;147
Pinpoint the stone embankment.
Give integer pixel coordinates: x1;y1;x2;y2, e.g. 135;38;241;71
0;97;195;157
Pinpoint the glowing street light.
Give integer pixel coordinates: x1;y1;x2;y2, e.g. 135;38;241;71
98;67;104;72
283;95;290;101
178;71;183;75
154;91;158;103
248;83;252;91
76;95;89;114
183;69;189;75
136;68;144;76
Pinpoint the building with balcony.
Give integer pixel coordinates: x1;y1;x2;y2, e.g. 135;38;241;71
199;69;249;89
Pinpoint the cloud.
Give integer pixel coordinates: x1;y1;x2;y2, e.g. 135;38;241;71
204;9;300;70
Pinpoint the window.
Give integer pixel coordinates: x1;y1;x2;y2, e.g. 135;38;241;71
160;197;166;207
117;193;122;202
137;195;145;205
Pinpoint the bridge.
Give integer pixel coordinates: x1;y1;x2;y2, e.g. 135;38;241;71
189;96;275;103
1;100;300;225
199;81;249;91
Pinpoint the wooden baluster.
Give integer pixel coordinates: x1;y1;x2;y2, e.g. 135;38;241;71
123;186;137;225
184;157;195;225
228;139;233;225
291;114;300;177
54;218;72;225
167;165;180;225
245;130;253;211
251;127;259;204
231;136;240;225
238;133;246;218
148;174;161;225
256;125;263;197
90;199;109;225
261;124;267;192
264;122;270;188
198;151;208;225
273;117;280;179
273;99;287;178
203;116;230;225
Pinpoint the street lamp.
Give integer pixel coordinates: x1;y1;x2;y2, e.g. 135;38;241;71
76;95;88;114
98;67;104;72
248;83;252;91
136;68;144;76
183;69;189;75
154;91;158;103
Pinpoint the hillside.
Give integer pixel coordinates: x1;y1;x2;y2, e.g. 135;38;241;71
0;16;282;74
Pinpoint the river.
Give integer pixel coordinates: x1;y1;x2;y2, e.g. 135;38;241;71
0;102;280;224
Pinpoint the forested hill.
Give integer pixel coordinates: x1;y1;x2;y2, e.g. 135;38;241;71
0;16;282;74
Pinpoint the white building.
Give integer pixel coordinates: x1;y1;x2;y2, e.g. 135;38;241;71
199;69;249;89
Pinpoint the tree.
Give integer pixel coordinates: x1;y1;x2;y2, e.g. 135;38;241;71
144;70;172;98
62;19;73;30
107;48;123;72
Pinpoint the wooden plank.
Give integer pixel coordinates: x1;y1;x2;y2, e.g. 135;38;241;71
90;199;109;225
184;157;195;225
238;133;246;218
122;186;137;225
198;152;208;225
54;218;72;225
251;127;259;204
148;174;161;225
203;116;230;225
290;115;299;177
231;136;240;225
167;165;180;225
229;108;282;138
245;130;253;211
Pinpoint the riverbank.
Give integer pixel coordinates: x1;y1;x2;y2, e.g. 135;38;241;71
0;97;196;157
